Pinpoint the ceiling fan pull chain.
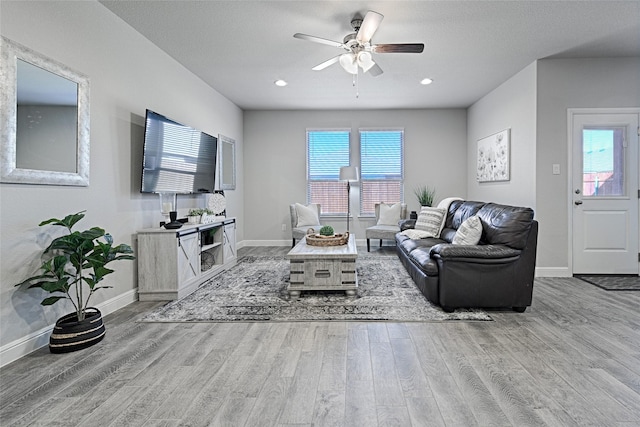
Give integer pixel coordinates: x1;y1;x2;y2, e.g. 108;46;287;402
355;71;359;98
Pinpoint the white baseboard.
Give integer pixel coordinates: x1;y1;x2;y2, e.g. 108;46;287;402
0;288;138;368
535;267;571;277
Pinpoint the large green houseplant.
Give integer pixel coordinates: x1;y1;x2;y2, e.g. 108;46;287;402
16;211;134;353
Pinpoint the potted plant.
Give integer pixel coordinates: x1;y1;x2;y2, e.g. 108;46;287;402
413;185;436;207
187;208;203;224
15;211;135;353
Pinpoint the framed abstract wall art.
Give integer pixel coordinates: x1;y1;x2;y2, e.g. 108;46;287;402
477;129;510;182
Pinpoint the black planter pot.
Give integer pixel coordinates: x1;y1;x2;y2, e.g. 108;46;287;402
49;307;106;354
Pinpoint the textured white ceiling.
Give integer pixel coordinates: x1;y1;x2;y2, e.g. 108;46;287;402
100;1;640;110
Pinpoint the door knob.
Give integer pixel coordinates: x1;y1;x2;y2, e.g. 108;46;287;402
575;200;583;205
575;189;581;194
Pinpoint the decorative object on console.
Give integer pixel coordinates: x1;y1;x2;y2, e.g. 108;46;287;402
413;185;436;207
207;190;226;220
477;128;510;182
339;165;359;232
14;211;135;353
159;192;182;229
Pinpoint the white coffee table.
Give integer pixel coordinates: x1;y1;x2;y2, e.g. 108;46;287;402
286;233;358;298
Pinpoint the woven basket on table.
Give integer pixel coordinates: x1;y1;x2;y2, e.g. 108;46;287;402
305;230;349;246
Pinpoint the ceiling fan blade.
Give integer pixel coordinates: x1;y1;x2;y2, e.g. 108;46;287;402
368;63;384;77
356;11;383;44
293;33;344;48
373;43;425;53
312;55;341;71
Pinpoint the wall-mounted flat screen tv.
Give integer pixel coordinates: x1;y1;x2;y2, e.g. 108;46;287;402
141;109;217;194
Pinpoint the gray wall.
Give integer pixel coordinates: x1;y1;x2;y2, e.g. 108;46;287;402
535;57;640;275
0;1;243;362
243;109;467;244
467;62;537;209
468;57;640;276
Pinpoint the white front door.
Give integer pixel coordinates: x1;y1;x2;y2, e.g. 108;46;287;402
571;110;639;275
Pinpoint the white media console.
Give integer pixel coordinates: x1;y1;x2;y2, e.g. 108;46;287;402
137;218;236;301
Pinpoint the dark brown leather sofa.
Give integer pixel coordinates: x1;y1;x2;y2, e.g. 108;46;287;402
396;200;538;312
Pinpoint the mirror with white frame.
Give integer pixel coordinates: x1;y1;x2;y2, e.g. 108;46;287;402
1;36;90;186
219;134;235;190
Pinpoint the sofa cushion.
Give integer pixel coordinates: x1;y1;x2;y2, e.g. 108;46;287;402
452;216;483;245
295;203;320;227
477;203;534;249
377;202;402;226
439;228;457;243
409;249;439;276
451;201;485;229
396;234;444;255
415;207;446;237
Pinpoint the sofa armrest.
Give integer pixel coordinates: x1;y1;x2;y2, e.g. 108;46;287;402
399;219;416;231
429;243;521;260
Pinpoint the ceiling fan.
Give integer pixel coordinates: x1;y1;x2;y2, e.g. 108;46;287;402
294;10;424;77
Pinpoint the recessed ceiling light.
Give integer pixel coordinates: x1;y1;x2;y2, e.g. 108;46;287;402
274;79;288;87
420;78;433;85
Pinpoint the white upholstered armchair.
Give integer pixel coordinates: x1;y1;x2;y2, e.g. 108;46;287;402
365;202;407;252
289;203;322;247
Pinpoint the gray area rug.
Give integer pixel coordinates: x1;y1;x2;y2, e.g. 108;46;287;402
576;275;640;291
140;254;491;322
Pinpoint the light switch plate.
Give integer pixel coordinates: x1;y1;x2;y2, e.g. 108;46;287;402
552;164;560;175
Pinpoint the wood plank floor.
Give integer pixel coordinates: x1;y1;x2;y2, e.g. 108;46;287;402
2;245;640;426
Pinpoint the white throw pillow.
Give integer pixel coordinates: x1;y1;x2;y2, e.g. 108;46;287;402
414;207;446;238
377;203;402;226
401;229;432;239
453;215;483;245
295;203;320;227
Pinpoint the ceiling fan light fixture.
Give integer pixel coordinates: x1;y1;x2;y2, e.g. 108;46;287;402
357;51;375;72
339;53;358;74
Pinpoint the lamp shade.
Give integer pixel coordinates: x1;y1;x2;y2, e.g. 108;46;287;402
357;51;375;72
339;166;359;182
339;53;358;75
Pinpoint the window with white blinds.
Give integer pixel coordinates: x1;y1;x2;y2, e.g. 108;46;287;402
307;130;350;215
359;129;404;216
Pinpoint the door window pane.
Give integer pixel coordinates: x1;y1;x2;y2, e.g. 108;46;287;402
582;128;625;197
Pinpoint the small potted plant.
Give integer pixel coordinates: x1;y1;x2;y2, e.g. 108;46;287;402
319;225;335;237
15;211;134;353
188;208;204;224
413;185;436;207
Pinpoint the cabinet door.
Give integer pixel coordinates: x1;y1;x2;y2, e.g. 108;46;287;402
177;232;200;285
223;222;236;262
